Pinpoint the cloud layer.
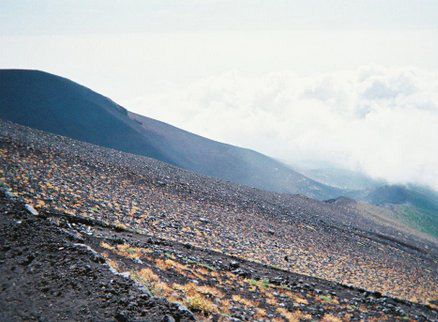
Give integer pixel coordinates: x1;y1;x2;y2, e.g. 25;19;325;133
129;66;438;191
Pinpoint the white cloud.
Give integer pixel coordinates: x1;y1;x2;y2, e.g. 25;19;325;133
128;66;438;191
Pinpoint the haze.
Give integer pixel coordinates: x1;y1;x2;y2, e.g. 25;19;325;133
2;0;438;190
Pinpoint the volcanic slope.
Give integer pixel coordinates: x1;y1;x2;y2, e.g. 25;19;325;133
1;192;438;321
1;121;438;319
0;68;340;200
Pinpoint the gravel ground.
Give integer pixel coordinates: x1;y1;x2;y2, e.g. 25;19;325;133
0;191;196;321
0;119;438;320
1;191;437;321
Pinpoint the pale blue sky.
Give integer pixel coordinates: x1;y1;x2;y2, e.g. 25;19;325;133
2;0;438;95
1;0;438;35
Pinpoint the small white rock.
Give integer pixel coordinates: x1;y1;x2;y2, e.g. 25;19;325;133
5;190;15;199
24;204;39;216
120;271;131;279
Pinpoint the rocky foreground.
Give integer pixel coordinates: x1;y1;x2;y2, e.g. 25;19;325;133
0;191;195;321
1;120;438;321
1;191;438;321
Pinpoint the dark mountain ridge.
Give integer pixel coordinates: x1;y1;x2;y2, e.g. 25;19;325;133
366;184;438;207
0;69;171;163
0;69;341;200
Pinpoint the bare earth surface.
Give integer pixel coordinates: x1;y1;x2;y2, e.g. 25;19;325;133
1;120;438;321
0;192;196;322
